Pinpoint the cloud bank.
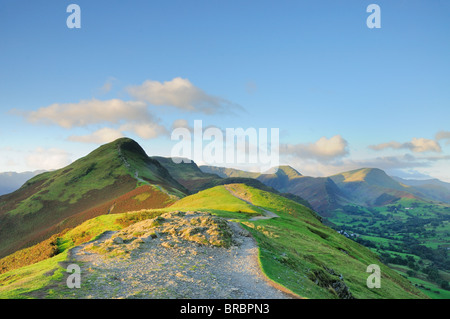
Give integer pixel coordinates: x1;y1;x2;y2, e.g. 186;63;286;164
369;137;441;153
12;77;242;144
17;98;168;143
26;148;72;170
21;99;149;128
281;135;349;161
127;77;241;114
68;127;124;144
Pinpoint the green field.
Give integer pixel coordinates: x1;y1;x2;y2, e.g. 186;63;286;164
328;198;450;298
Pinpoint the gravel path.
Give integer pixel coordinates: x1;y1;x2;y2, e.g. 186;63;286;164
64;212;292;299
223;185;279;221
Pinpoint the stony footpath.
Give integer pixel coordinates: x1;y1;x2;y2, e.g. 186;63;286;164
64;211;292;299
223;185;279;221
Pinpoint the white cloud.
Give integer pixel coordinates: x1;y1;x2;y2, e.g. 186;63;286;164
369;137;442;153
369;141;404;151
13;78;241;147
127;77;241;114
68;122;168;144
19;98;149;128
436;131;450;145
280;135;349;161
68;127;124;144
410;138;442;153
15;97;169;143
172;119;189;129
119;122;167;139
26;148;72;170
436;131;450;140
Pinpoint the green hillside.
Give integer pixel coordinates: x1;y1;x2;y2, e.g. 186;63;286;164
152;157;221;192
203;184;425;299
328;198;450;298
0;184;426;299
158;161;312;208
0;138;186;259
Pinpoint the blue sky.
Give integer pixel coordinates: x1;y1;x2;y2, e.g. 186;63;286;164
1;0;449;181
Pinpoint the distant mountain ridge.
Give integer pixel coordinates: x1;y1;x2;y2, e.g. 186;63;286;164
151;158;312;209
392;176;450;204
200;165;450;214
329;168;423;207
200;165;351;214
0;171;45;196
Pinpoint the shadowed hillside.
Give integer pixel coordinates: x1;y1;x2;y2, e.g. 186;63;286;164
151;156;221;192
393;176;450;204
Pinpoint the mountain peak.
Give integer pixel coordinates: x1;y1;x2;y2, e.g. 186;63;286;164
116;137;149;157
91;137;149;160
274;165;302;179
337;168;387;183
111;137;144;151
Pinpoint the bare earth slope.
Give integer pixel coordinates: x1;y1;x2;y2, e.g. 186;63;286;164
62;211;293;299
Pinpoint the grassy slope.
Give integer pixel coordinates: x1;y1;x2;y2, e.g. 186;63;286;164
0;184;178;275
0;138;186;259
0;211;164;298
0;184;427;299
0;213;124;298
328;197;449;298
168;185;263;219
0;252;68;299
120;145;188;198
220;184;425;299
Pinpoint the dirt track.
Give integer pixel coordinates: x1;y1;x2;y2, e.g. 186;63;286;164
59;212;293;299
